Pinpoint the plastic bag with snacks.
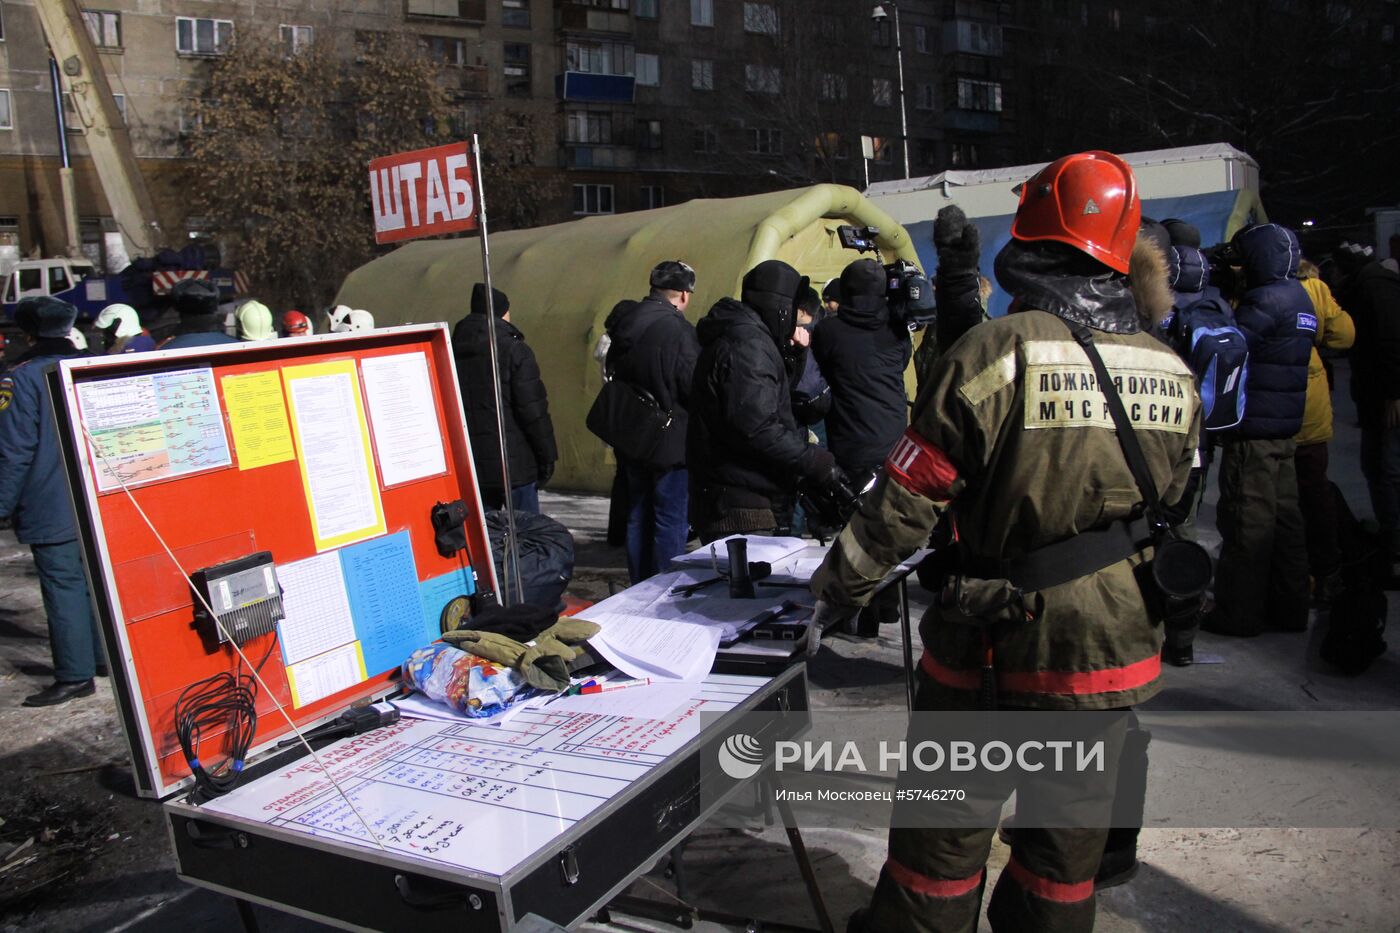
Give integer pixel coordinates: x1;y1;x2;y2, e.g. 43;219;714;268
401;643;527;718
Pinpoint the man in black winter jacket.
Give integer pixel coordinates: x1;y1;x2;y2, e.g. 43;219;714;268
689;260;847;542
1335;243;1400;569
453;284;557;514
606;260;701;583
812;258;913;479
1204;224;1316;636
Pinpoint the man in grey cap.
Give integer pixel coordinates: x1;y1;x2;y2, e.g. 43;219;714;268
161;279;239;350
603;260;701;582
0;298;105;706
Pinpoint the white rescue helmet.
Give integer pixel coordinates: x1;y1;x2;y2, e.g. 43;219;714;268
93;303;143;339
341;309;375;333
69;328;88;351
326;304;352;332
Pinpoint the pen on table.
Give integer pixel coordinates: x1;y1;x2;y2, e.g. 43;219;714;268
579;678;653;694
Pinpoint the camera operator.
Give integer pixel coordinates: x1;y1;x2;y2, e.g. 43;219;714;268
812;258;915;480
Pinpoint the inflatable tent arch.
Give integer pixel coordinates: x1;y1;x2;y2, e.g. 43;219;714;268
336;184;920;494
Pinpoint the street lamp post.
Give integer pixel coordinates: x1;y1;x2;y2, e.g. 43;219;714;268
872;2;911;179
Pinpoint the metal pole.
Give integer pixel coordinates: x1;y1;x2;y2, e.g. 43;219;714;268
48;56;82;257
471;133;524;607
892;3;910;179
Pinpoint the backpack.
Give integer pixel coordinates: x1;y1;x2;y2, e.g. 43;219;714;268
1167;297;1249;431
1319;483;1388;675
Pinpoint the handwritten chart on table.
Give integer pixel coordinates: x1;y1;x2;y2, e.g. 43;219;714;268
199;674;766;875
76;368;232;492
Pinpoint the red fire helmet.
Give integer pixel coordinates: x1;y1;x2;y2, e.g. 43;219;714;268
1010;150;1140;274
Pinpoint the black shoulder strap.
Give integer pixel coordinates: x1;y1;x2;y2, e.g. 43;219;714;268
1062;320;1166;533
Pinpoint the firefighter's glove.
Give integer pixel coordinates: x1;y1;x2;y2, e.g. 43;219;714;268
933;205;981;276
808;599;861;656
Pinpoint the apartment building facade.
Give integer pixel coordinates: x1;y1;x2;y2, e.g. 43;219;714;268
0;0;1018;266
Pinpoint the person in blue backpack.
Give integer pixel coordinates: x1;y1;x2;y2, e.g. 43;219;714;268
1203;224;1317;637
0;297;106;707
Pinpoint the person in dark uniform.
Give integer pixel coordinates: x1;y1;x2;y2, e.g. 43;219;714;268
160;279;239;350
0;297;106;707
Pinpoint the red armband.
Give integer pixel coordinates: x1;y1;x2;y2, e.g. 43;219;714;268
886;428;959;500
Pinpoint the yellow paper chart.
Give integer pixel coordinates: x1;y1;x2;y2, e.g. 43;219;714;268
282;360;387;552
221;371;296;470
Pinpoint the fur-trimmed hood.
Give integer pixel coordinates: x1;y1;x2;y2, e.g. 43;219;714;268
1129;232;1173;327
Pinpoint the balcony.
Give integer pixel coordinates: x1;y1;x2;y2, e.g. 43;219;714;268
560;144;637;170
405;0;486;24
459;65;490;96
943;110;1001;133
943;19;1003;56
556;4;632;34
556;71;635;103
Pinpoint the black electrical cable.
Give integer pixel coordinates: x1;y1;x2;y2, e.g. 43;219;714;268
174;635;277;800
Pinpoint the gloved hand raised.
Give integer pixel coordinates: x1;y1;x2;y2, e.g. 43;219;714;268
933;205;981;276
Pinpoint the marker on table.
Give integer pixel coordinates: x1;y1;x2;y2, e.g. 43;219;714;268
580;678;654;695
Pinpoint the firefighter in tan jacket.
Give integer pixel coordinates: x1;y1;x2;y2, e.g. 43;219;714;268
813;152;1202;933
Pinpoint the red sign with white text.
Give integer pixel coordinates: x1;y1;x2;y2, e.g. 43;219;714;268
368;142;477;244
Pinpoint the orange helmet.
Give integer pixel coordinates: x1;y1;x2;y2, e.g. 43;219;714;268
282;310;311;336
1010;150;1140;274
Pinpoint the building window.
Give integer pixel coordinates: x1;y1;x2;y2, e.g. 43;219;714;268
177;17;233;55
422;35;467;66
635;0;658;19
0;90;11;130
406;0;482;18
280;24;313;55
872;17;891;47
914;23;928;53
640;185;664;209
955;77;1002;111
639;118;662;149
872;77;893;107
504;42;531;97
745;64;780;94
690;0;713;27
693;125;718;153
747;127;781;155
874;137;894;163
916;81;934;110
743;2;778;35
84;10;122;49
573;183;615;215
820;73;848;101
0;5;5;41
565;40;634;75
502;0;530;27
636;52;660;86
112;93;126;124
950;141;979;167
691;59;714;90
1382;23;1394;41
566;110;613;143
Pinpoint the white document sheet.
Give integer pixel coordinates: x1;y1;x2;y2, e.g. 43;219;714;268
669;535;808;569
360;352;447;487
583;569;805;642
286;641;367;708
287;370;382;544
276;552;357;665
587;615;720;682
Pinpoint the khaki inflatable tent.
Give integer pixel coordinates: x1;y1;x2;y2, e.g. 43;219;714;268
337;184;920;493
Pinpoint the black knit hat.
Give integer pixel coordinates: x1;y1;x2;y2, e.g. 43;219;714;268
470;283;510;316
839;259;887;314
14;296;79;339
650;260;696;292
1162;218;1202;248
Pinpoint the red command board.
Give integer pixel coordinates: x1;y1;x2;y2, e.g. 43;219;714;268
50;326;498;799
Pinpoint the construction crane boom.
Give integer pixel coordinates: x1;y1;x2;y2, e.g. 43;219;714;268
34;0;162;258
